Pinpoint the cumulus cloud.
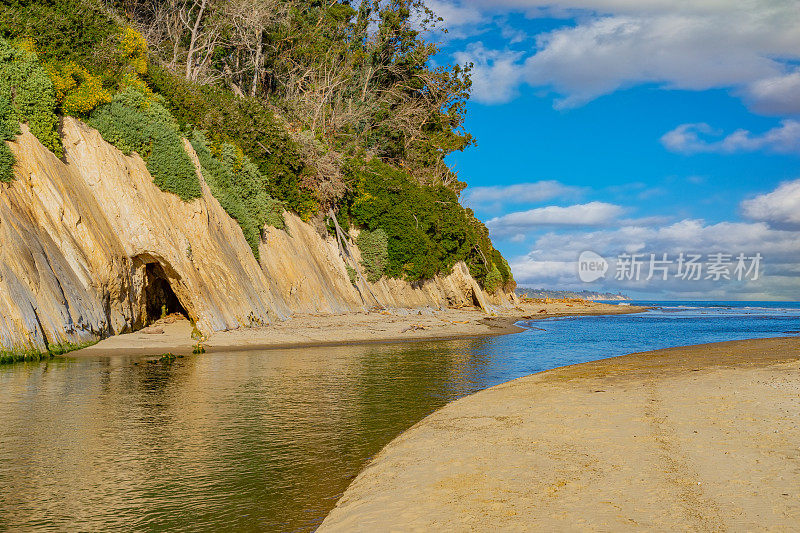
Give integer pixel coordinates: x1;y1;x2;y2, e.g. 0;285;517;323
462;180;584;209
436;1;800;113
468;1;751;15
661;120;800;155
510;218;800;297
487;201;623;237
742;179;800;231
743;71;800;116
426;0;484;27
452;43;524;104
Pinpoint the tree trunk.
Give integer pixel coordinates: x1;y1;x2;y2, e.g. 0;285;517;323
186;0;208;80
250;31;263;97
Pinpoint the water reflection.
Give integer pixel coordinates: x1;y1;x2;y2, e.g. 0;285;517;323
0;340;492;532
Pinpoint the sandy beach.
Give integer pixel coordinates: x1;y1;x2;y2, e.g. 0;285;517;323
72;301;646;357
319;336;800;532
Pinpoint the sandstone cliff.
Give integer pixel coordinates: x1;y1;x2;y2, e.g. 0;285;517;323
0;118;511;355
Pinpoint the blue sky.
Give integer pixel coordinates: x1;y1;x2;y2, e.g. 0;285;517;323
429;1;800;300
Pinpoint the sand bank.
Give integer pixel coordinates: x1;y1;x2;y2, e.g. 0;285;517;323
319;337;800;532
72;301;646;357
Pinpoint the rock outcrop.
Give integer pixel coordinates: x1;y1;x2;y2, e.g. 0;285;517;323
0;118;511;354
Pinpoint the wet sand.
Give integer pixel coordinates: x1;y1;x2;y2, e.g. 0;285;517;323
319;337;800;532
72;301;646;357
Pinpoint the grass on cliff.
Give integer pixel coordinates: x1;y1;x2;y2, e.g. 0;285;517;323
0;338;99;365
190;129;285;259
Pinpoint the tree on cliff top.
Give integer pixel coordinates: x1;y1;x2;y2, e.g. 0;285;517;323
106;0;474;190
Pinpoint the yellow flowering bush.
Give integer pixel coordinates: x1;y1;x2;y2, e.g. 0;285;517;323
14;38;36;54
49;62;112;116
118;27;148;75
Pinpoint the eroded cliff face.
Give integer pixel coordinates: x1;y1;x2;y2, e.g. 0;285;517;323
0;118;511;354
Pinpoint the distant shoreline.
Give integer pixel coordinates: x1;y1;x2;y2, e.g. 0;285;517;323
71;302;649;359
318;336;800;531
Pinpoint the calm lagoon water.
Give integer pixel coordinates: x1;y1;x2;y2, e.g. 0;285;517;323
0;302;798;531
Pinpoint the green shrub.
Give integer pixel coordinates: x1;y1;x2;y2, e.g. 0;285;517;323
89;86;201;201
0;143;13;183
342;158;514;290
356;228;389;282
491;248;516;292
0;94;19;182
484;264;503;294
190;129;285;259
346;159;473;282
0;37;62;158
145;65;317;218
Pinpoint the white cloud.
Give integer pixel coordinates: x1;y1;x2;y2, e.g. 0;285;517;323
469;1;784;17
617;215;672;227
743;71;800;115
661;120;800;155
452;43;524;104
510;218;800;298
426;0;484;26
742;179;800;231
487;201;623;237
462;180;584;209
436;1;800;113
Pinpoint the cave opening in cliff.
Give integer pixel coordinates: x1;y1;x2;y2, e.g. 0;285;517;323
143;262;188;325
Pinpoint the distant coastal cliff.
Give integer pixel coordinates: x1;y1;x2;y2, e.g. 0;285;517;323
516;288;630;301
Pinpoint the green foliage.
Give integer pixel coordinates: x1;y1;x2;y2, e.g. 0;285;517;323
47;339;99;356
0;144;13;183
0;348;51;364
0;94;19;183
345;265;358;286
145;66;317;218
484;264;503;294
118;26;148;75
0;338;99;364
190;130;284;259
491;248;515;292
356;228;389;282
117;0;474;186
0;0;138;87
344;158;514;289
88;86;201;201
0;37;62;158
346;159;473;282
0;0;514;291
